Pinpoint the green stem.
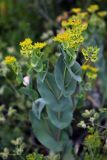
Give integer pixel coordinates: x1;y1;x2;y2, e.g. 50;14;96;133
64;66;66;80
57;112;61;141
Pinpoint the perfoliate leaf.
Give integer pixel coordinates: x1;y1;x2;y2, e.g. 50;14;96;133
37;73;72;112
54;56;77;97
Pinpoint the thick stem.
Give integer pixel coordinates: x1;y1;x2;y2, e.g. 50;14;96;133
57;112;61;141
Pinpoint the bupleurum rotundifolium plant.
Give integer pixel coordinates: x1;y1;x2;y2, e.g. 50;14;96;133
4;13;100;160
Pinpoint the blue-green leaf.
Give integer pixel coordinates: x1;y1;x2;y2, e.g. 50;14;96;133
62;142;74;160
32;98;46;120
54;56;77;96
30;111;64;152
37;73;72;112
66;61;82;82
38;60;49;82
47;107;73;129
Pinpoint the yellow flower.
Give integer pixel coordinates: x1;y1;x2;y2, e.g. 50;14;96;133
61;20;69;27
54;15;87;50
82;22;88;31
53;32;71;42
19;38;33;56
89;66;99;72
4;56;20;74
20;38;32;47
82;65;89;70
19;39;47;56
78;12;88;19
68;17;81;26
98;11;107;17
82;65;98;72
4;56;16;65
82;64;98;79
86;72;97;79
69;35;84;48
33;42;47;49
71;8;81;14
87;4;99;13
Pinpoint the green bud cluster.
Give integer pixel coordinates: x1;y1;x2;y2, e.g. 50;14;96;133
82;46;99;62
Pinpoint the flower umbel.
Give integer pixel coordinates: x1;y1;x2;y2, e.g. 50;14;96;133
54;32;71;42
82;46;99;62
4;56;16;65
68;17;81;26
71;8;81;14
54;15;88;51
87;4;99;13
78;12;88;19
61;20;70;27
19;38;47;57
20;38;32;47
4;56;21;77
82;64;99;80
33;42;47;49
19;38;33;57
97;11;107;17
82;65;99;72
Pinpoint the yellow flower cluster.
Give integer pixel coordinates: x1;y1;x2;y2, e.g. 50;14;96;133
82;64;89;70
87;4;99;13
4;56;16;65
98;11;107;17
19;38;47;57
69;35;84;48
68;17;88;48
82;46;99;62
82;64;99;79
33;42;47;49
68;17;81;26
4;56;20;74
20;38;33;57
20;38;32;47
78;12;88;19
71;8;81;14
53;32;71;43
82;65;99;72
62;16;88;30
61;20;69;27
54;15;88;49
